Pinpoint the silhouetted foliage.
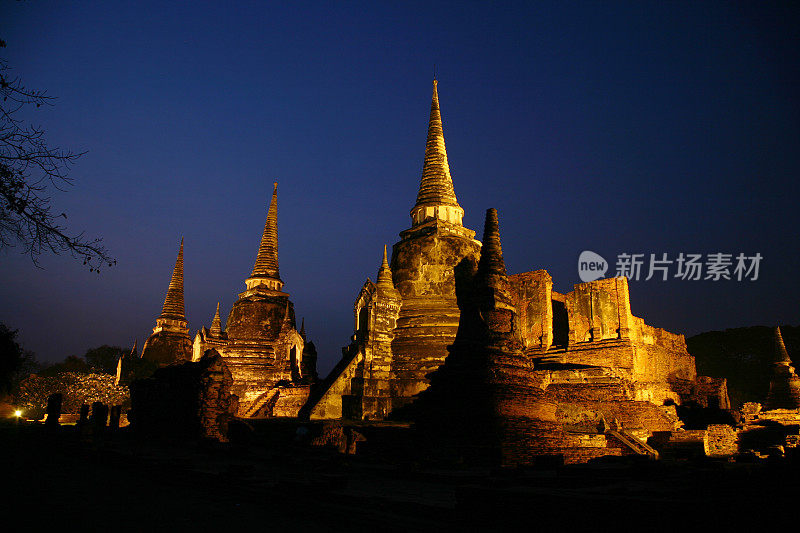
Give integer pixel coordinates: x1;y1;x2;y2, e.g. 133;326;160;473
39;355;90;376
0;322;39;396
84;345;125;374
36;344;157;383
0;38;113;269
124;356;159;382
687;325;800;408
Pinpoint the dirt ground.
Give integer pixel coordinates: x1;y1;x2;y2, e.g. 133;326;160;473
1;421;797;531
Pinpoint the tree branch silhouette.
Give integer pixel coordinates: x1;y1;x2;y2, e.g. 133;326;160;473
0;39;113;271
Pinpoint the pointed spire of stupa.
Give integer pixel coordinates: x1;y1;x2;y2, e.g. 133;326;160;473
475;208;515;315
376;245;395;288
300;317;306;339
775;327;792;364
283;299;293;325
766;326;800;410
210;302;222;336
129;339;138;358
159;237;185;320
477;208;507;280
409;80;465;228
246;182;283;291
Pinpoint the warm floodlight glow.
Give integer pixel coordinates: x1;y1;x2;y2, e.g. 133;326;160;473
14;410;22;417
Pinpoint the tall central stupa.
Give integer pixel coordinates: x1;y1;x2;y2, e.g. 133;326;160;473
309;81;482;419
390;80;483;405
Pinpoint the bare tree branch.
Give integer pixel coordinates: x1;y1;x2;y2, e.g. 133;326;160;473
0;40;114;271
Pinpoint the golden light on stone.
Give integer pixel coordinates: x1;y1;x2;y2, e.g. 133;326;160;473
127;80;736;464
303;80;732;465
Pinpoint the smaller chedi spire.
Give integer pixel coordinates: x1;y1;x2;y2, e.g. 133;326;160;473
410;80;465;228
376;245;394;288
142;239;192;366
775;326;792;364
475;208;515;314
130;339;138;358
375;244;401;298
300;317;306;339
159;237;186;321
477;208;507;280
210;302;222;336
766;326;800;410
282;299;294;325
246;182;283;291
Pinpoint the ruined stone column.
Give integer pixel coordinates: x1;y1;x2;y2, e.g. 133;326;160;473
45;393;62;428
411;208;560;465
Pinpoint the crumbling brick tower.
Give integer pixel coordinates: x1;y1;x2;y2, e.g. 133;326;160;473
412;209;562;465
141;238;192;366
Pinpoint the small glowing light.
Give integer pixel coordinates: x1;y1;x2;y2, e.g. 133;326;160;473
14;410;22;417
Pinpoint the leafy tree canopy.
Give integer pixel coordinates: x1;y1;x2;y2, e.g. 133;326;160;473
38;355;90;377
84;345;126;374
0;322;39;396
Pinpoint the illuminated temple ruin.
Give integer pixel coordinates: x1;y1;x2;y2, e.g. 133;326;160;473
304;81;728;463
141;183;317;417
194;182;318;417
134;80;734;464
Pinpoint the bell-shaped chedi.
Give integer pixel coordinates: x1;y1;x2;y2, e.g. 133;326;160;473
389;80;483;408
141;238;193;366
411;209;561;465
309;81;484;420
219;182;317;413
765;327;800;410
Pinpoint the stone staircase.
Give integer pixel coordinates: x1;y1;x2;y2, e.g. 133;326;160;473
607;429;659;459
530;346;568;365
240;388;280;418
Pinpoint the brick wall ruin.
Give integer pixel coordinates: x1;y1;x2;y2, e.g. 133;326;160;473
129;350;239;441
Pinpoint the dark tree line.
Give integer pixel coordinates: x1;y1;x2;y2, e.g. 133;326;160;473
0;321;160;399
38;345;127;376
0;323;38;396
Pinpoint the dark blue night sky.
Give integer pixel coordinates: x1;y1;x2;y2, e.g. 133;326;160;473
1;1;798;373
